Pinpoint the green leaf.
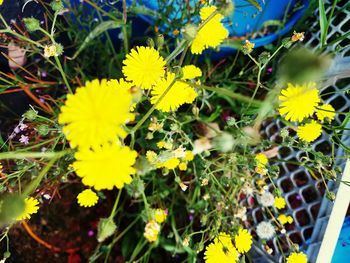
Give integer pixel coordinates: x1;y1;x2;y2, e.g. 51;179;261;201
245;0;262;11
319;0;327;47
261;19;284;28
69;21;122;60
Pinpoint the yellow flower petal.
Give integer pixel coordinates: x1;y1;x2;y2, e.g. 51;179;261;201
17;197;39;221
297;120;322;142
73;143;137;190
151;72;197;112
204;232;238;263
234;228;253;253
191;6;229;55
279;82;320;122
316;103;335;122
286;252;307;263
122;46;166;90
77;189;99;207
182;65;202;80
58;79;134;149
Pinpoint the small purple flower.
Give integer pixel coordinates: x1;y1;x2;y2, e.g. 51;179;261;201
19;135;29;145
88;230;94;237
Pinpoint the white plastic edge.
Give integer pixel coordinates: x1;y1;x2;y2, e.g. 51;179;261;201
316;159;350;263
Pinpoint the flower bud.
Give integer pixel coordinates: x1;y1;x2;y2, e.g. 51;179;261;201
258;51;271;64
37;124;49;136
50;0;64;12
97;218;117;242
282;37;293;48
156;34;165;49
326;191;335;202
182;24;198;41
23;17;40;32
23;108;38;120
212;132;234;153
146;38;155;49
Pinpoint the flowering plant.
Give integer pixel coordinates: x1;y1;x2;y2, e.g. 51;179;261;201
0;0;348;262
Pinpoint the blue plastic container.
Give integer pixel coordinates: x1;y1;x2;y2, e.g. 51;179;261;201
66;0;308;58
331;217;350;263
126;0;309;58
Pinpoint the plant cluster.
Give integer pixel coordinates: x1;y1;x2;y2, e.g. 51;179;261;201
0;0;348;263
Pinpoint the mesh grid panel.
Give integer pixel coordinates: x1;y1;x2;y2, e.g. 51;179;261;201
248;0;350;262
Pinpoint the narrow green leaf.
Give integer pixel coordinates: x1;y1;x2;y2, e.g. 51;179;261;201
319;0;328;47
245;0;262;11
69;21;122;60
262;19;284;28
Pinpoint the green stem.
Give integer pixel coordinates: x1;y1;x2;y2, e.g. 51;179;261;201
189;82;263;106
128;239;148;262
23;154;62;196
54;56;73;94
83;0;121;21
122;0;129;53
0;150;70;160
103;216;141;263
51;12;59;37
108;189;122;219
130;79;176;134
165;40;188;64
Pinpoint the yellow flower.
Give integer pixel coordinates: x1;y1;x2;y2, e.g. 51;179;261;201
234;228;253;253
255;153;268;167
122;46;166;90
243;40;255;53
182;237;190;247
163;158;180;169
179;162;187;171
286;252;308;263
278;214;293;225
0;0;3;5
297;120;322;142
17;197;39;221
182;65;202;80
191;6;229;55
151;72;197;112
77;189;99;207
146;150;158;163
58;79;134;149
148;121;163;131
316;104;335;122
201;178;209;186
185;151;194;161
291;31;305;42
279;82;320;122
154;208;167;223
144;220;160;242
157;140;173;149
204;232;238;263
44;45;58;57
274;197;286;210
255;166;268;175
0;162;3;174
73;143;137;190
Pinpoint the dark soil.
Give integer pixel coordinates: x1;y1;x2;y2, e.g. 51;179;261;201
3;185;115;263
